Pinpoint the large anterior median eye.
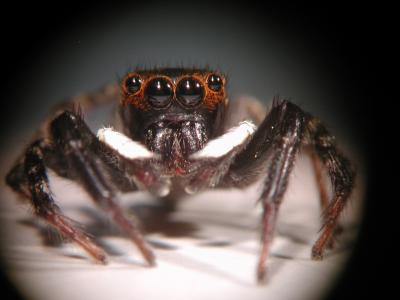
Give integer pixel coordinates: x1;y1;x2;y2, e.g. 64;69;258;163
176;78;204;108
145;78;173;109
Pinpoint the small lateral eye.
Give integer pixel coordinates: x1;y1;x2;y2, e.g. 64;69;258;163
176;78;204;107
125;75;142;94
207;74;223;92
145;78;173;109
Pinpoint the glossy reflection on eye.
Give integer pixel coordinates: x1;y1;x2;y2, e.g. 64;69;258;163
176;78;204;107
145;78;173;109
125;75;142;94
207;74;223;92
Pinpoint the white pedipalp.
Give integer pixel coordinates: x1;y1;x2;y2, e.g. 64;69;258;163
97;127;153;160
191;121;257;159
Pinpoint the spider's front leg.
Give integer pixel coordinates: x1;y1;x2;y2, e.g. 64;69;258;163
6;139;108;263
228;100;306;282
6;111;157;265
221;100;355;282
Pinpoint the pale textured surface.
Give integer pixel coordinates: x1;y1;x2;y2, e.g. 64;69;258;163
0;151;362;300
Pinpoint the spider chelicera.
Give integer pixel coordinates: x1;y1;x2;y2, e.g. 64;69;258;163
5;68;355;283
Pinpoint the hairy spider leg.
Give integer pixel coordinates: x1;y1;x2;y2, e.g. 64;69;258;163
310;150;330;210
242;101;304;283
309;149;342;249
6;111;157;265
220;100;355;283
7;139;108;263
51;111;156;265
306;116;355;260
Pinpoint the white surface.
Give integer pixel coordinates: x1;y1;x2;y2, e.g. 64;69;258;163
0;153;361;300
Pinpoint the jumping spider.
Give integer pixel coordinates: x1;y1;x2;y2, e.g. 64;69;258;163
5;68;355;283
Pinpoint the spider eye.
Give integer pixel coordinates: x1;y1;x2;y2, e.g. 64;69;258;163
125;75;142;94
145;78;173;109
207;74;223;92
176;78;204;108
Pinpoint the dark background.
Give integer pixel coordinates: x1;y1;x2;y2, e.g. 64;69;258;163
1;1;379;299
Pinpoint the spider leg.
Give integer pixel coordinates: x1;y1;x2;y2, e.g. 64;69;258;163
6;160;31;199
306;117;355;260
228;100;305;282
190;100;306;283
9;139;108;263
310;150;330;210
49;111;156;265
6;110;157;265
309;148;342;249
6;83;121;196
6;83;121;195
221;100;355;282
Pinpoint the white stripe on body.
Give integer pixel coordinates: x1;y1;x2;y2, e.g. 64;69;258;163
97;127;153;159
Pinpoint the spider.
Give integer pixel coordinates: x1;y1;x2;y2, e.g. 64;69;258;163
5;67;355;283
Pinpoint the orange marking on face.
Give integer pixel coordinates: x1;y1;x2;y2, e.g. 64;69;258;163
120;69;227;111
202;72;227;110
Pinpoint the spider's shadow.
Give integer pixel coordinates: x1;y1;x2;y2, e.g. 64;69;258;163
19;203;200;255
17;201;355;286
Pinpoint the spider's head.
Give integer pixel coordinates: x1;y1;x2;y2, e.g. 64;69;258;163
119;68;228;158
121;68;227;112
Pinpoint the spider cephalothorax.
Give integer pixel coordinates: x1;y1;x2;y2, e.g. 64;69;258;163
118;68;227;175
5;67;355;283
